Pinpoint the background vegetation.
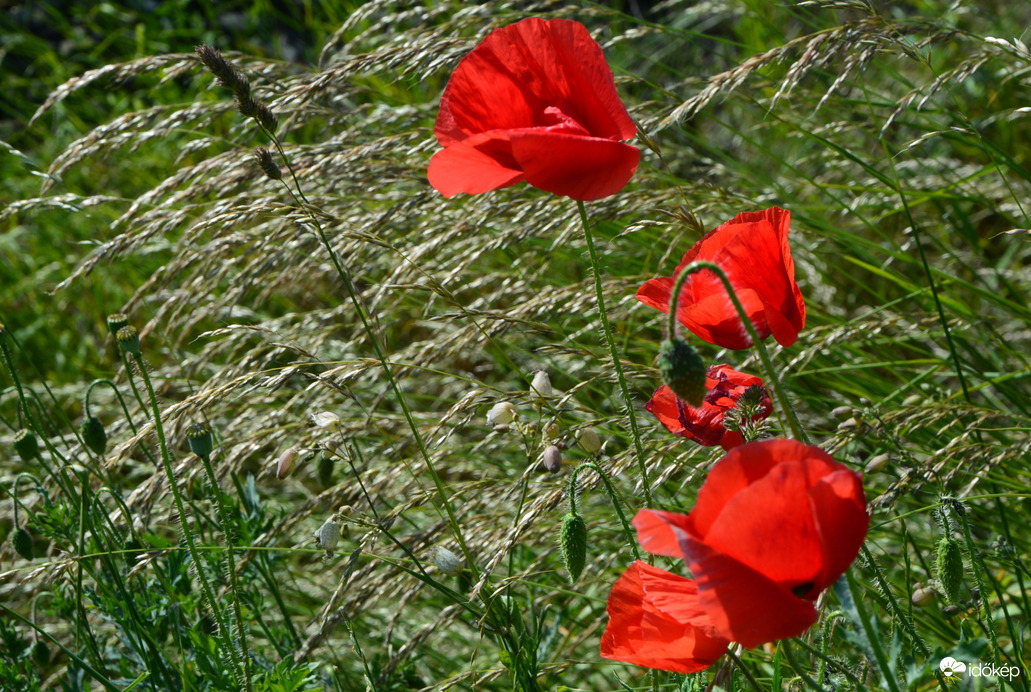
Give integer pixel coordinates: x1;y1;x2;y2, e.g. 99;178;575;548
1;0;1029;690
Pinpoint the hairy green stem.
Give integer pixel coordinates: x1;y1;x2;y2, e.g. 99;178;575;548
196;449;253;692
568;461;641;561
665;260;807;443
130;352;242;687
575;201;652;507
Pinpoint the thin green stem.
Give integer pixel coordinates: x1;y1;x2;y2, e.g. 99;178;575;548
130;352;242;687
846;569;902;692
197;450;252;692
666;260;807;443
575;201;652;507
568;462;641;561
951;499;1001;665
265;135;476;577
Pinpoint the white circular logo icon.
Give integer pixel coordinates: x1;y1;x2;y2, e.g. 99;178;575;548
940;657;967;677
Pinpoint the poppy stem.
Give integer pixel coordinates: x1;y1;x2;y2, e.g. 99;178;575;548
666;261;809;444
568;461;642;561
575;201;653;508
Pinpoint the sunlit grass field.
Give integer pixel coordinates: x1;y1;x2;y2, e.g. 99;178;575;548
1;1;1029;690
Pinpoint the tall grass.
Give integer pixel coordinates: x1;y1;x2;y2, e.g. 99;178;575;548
2;0;1029;690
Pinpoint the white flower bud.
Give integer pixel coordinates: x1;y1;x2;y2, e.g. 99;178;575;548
310;410;342;432
486;401;518;428
314;517;341;558
577;428;602;456
430;545;463;576
530;370;554;398
276;448;301;479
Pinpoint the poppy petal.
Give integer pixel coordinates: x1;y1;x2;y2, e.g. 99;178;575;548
809;469;869;594
601;560;728;673
427;132;526;197
633;509;693;558
680;536;820;648
509;131;640;201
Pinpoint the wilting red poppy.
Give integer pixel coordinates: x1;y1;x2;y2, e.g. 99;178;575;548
637;207;806;350
601;560;729;673
633;440;868;649
428;17;640;201
646;364;771;450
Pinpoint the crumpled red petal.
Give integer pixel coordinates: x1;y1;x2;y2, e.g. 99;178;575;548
601;560;729;673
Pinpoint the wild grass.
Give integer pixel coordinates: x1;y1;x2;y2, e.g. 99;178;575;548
1;0;1029;690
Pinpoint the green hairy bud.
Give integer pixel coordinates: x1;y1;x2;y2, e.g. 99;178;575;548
560;512;588;583
659;338;707;406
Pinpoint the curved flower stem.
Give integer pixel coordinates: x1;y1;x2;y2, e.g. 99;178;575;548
575;201;652;508
196;448;253;692
665;260;808;444
568;461;641;561
130;352;241;687
262;127;476;578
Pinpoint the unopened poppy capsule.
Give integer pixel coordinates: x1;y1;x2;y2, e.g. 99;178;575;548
936;537;964;604
658;338;707;407
106;313;129;336
186;423;214;459
560;512;588;582
13;429;39;461
116;326;141;356
80;416;107;456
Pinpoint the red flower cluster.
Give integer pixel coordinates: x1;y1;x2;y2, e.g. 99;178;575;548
637;207;806;350
428;18;640;201
646;364;771;450
601;440;868;672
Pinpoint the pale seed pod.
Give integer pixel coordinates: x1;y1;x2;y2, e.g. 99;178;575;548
830;405;853;419
542;420;560;442
276;448;301;480
310;410;342;432
530;370;554;398
314;516;341;558
577;428;602;456
542;445;562;473
864;453;891;473
431;545;463;576
487;402;518;428
912;586;936;607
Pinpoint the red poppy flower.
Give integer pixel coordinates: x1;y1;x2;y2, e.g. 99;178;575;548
633;440;868;649
637;207;806;350
601;560;729;673
428;17;640;201
646;364;771;450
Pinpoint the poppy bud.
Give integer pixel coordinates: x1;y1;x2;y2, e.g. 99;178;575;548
116;326;141;356
80;416;107;456
12;527;34;561
316;452;334;487
310;410;342;432
530;370;554;398
658;338;707;407
106;313;128;336
29;639;49;668
13;429;39;461
487;402;518;428
186;423;214;459
430;545;463;576
560;512;588;582
911;586;936;607
276;448;301;480
542;445;562;473
577;428;602;456
936;536;964;604
314;516;341;558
